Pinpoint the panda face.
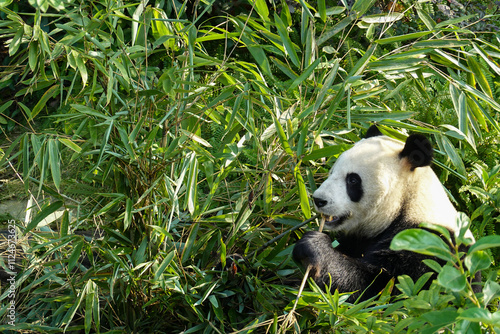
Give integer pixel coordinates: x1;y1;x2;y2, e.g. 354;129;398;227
313;136;407;235
312;133;460;237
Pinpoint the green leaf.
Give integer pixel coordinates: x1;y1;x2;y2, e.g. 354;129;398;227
348;43;376;77
9;27;23;56
154;251;175;280
263;173;273;215
25;200;64;235
274;13;300;68
317;0;326;22
351;0;376;17
60;210;69;238
48;138;61;191
390;229;453;262
458;307;493;323
483;280;500;305
270;57;298;79
472;42;500;75
317;13;355;46
241;34;272;77
185;153;198;215
249;0;269;22
68;239;84;272
124;197;133;231
289;58;320;90
416;8;436;30
302;145;346;161
74;50;88;86
465;250;491;275
468;235;500;254
434;14;476;29
314;60;339;113
437;264;466;292
375;31;431;45
220;237;226;269
414;40;470;49
182;222;199;263
420;309;458;327
31;85;60;121
117;125;136;159
272;115;293;157
28;42;39;72
435;134;466;177
361;13;403;24
294;164;311;219
58;138;82;153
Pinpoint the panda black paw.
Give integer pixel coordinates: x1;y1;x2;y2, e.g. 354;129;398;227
293;231;333;278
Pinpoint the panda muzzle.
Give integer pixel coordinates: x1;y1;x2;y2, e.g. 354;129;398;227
324;213;351;228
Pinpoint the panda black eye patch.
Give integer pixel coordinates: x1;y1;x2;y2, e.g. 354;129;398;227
346;173;363;202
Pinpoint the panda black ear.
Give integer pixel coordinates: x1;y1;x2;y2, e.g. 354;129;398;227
365;125;383;138
399;134;433;170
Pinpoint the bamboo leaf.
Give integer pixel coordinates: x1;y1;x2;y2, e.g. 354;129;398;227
154;251;175;280
435;14;477;29
180;129;212;148
467;56;493;98
317;13;355;46
186;153;198;215
270;57;298;79
68;239;84;272
25;200;64;235
60;210;69;238
436;134;466;176
414;40;470;49
289;58;320;90
74;50;88;86
317;0;326;22
9;27;23;56
263;173;273;215
31;85;60;121
361;13;403;24
272;115;293;157
314;60;339;112
48;138;61;190
351;0;377;17
58;138;82;153
294;164;311;219
472;42;500;75
417;7;436;30
29;42;39;72
376;31;431;45
302;145;347;161
182;222;199;263
124;198;133;231
249;0;269;22
349;43;376;76
274;13;301;68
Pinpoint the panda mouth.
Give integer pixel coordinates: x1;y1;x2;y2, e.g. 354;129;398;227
323;213;351;228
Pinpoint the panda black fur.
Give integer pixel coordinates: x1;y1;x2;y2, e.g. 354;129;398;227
293;126;477;301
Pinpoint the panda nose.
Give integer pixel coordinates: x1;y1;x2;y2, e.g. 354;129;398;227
313;197;328;208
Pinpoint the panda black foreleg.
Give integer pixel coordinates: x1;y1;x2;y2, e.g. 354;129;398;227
293;231;391;301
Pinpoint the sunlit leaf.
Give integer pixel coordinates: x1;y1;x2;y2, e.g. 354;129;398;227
25;200;63;235
391;229;453;262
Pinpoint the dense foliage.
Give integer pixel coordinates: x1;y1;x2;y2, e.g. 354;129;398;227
0;0;499;333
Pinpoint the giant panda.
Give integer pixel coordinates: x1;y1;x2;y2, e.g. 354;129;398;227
293;125;476;301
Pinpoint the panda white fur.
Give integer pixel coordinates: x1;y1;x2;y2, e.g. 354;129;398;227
293;126;475;301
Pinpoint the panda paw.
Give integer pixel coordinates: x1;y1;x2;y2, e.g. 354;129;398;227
293;231;333;277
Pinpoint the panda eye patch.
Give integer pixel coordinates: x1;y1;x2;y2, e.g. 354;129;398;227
346;173;363;202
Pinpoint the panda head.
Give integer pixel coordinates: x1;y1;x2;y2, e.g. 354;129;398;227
312;126;458;236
